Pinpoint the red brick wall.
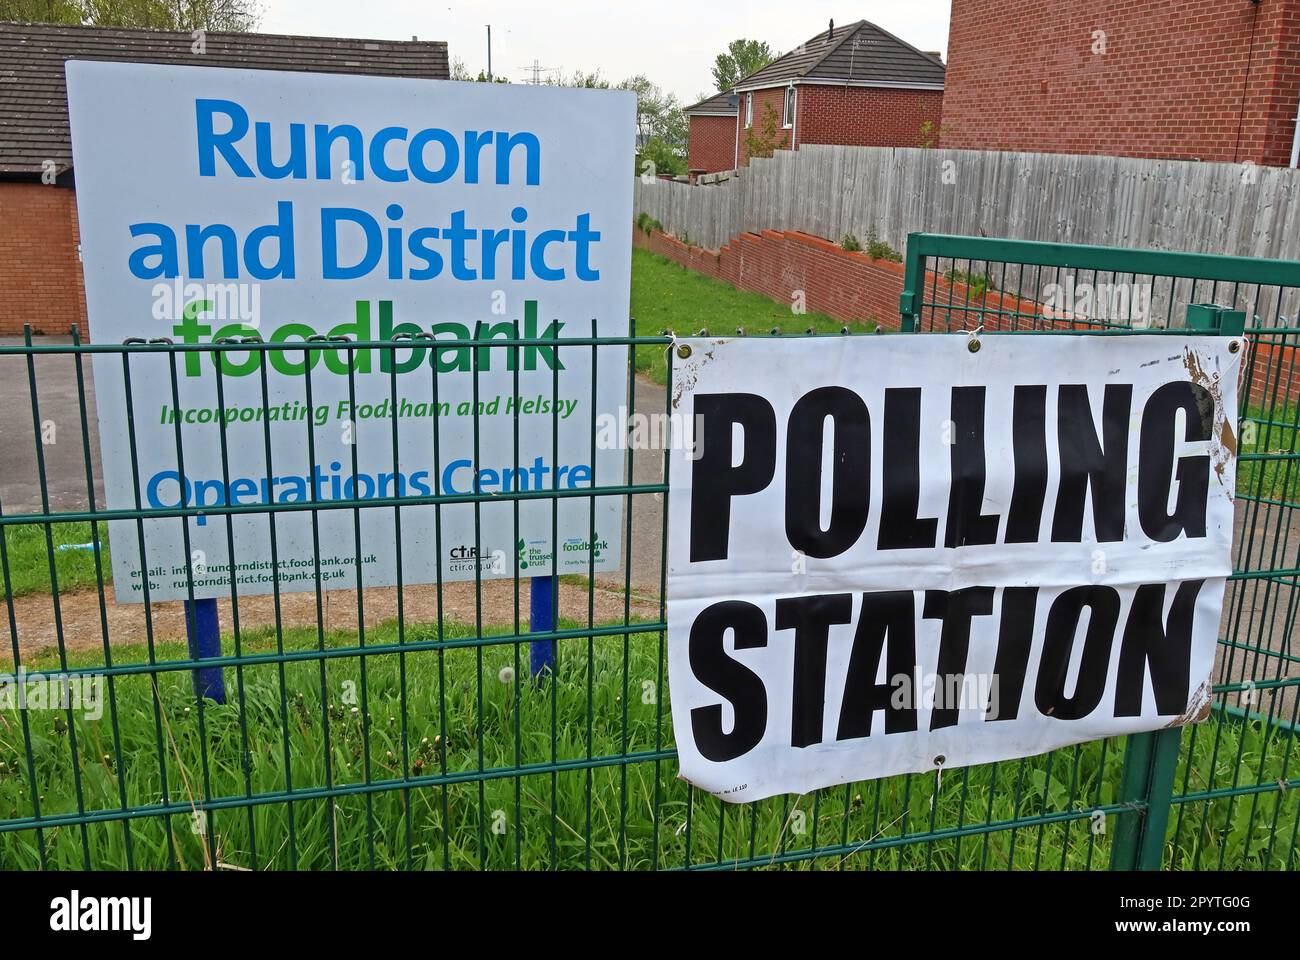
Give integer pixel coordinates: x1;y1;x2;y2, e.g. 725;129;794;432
687;114;739;174
634;226;898;324
941;0;1300;166
0;182;87;337
797;85;945;149
1256;0;1300;165
732;84;944;166
631;226;1036;330
738;87;795;166
641;227;905;326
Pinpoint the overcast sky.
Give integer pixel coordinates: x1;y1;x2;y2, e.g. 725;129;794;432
260;1;953;104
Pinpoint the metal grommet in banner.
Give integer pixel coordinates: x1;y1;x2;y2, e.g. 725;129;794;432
1229;339;1241;354
677;343;692;359
934;755;946;767
967;337;981;353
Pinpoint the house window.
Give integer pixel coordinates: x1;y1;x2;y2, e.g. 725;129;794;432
745;93;753;128
783;86;795;129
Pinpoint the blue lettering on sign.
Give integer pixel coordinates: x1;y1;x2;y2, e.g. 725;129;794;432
195;99;541;186
145;459;592;524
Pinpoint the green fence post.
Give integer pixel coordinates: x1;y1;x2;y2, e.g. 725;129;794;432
1185;304;1247;336
1109;727;1183;870
899;232;924;332
1112;300;1245;871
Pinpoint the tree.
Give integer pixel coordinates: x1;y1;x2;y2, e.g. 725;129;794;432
636;136;684;178
711;38;774;91
0;0;261;30
449;56;508;83
617;73;685;153
546;69;609;89
0;0;82;22
744;101;783;160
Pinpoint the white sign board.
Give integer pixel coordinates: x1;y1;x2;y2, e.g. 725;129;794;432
66;61;634;601
667;334;1240;802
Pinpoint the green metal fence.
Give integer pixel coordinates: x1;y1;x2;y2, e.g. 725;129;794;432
0;232;1297;870
899;233;1300;870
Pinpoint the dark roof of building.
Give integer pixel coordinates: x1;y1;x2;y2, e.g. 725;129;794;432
0;20;450;175
733;19;944;91
685;91;739;116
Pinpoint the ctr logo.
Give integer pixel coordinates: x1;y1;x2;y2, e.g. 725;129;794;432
447;544;503;573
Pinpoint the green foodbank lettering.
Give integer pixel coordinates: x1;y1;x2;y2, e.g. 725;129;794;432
173;298;562;377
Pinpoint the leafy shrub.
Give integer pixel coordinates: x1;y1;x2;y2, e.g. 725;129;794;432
635;212;664;236
865;230;902;263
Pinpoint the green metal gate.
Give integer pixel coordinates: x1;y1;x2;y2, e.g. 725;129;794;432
0;233;1296;870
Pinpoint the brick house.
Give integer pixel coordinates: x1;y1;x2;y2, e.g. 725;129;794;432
941;0;1300;166
685;91;739;178
685;19;946;178
0;21;449;337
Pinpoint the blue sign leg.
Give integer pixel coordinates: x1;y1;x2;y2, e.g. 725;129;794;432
184;598;226;704
529;575;557;679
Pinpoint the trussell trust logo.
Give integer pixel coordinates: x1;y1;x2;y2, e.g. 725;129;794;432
50;891;151;940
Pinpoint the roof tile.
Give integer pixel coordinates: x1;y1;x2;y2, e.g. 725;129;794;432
734;20;944;91
685;91;739;115
0;20;449;174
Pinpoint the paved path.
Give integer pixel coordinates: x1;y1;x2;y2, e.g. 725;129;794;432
0;337;105;515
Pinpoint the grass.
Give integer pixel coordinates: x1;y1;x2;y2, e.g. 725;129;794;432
629;248;862;385
1236;402;1300;504
0;615;1295;870
1;522;109;600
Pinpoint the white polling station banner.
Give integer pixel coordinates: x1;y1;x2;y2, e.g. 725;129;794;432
666;333;1241;803
66;61;634;601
